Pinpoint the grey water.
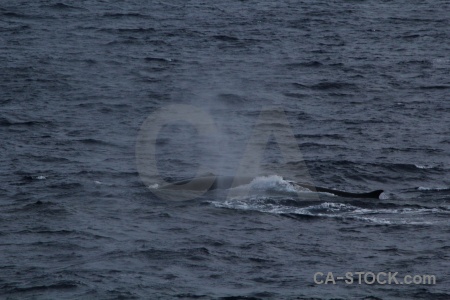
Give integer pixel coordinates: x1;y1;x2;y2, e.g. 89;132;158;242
1;0;449;299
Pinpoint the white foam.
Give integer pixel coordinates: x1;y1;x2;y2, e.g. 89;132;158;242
233;175;311;194
418;186;448;191
415;164;434;169
352;216;434;225
149;183;160;189
209;198;448;226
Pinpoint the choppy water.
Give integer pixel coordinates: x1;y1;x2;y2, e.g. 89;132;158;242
1;0;449;299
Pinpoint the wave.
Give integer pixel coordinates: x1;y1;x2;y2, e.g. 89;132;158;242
414;164;436;169
102;12;147;18
292;81;358;91
418;85;450;90
5;281;80;293
99;27;156;34
43;3;84;10
213;35;239;42
417;186;449;191
144;57;174;63
284;61;323;68
0;117;52;127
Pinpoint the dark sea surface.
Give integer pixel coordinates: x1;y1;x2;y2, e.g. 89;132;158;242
1;0;449;299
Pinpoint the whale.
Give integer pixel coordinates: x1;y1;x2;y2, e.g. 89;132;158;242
160;176;384;199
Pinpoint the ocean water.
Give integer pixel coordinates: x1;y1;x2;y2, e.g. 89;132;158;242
1;0;449;299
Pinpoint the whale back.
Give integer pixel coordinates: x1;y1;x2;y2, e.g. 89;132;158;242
161;176;384;199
